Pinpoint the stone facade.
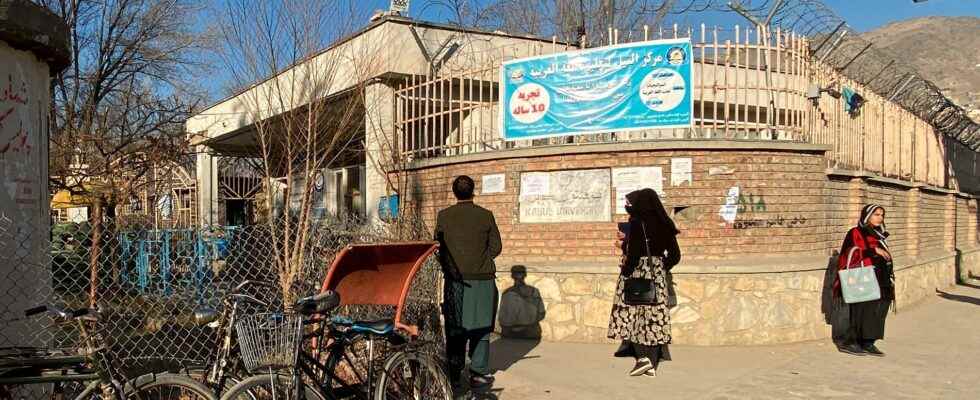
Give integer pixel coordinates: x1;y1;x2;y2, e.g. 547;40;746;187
397;141;977;345
492;251;959;345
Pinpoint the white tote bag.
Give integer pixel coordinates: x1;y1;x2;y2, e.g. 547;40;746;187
838;246;882;304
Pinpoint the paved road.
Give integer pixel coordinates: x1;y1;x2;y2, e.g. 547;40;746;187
482;283;980;399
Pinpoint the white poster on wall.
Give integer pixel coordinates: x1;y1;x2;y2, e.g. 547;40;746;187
612;166;664;214
519;172;550;199
519;169;610;223
719;186;740;223
671;157;693;186
482;174;506;194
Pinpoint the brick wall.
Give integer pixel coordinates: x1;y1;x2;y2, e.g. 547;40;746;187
393;142;980;345
400;147;830;263
398;144;980;265
864;183;912;260
919;191;948;254
955;196;971;249
823;178;855;253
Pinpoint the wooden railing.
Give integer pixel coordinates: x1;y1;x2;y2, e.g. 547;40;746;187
393;24;963;189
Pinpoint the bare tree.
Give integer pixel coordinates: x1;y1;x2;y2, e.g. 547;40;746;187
214;0;385;303
424;0;680;46
36;0;209;305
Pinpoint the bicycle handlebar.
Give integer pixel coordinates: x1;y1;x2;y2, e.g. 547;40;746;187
22;305;94;321
24;305;48;317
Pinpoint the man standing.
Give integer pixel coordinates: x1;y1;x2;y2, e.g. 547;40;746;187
435;175;502;389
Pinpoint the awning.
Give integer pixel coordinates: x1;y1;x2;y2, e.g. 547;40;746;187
50;190;91;209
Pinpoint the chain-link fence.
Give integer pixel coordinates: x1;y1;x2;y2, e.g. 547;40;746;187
0;214;443;375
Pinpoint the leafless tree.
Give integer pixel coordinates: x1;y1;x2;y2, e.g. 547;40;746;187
214;0;386;302
35;0;209;305
423;0;681;46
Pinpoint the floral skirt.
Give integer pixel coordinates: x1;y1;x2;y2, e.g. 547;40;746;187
607;255;671;347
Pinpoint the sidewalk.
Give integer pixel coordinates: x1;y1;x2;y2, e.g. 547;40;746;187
485;283;980;399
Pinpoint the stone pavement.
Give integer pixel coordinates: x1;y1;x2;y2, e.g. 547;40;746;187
482;283;980;399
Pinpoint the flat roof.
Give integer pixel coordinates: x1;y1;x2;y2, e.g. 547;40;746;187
194;15;573;117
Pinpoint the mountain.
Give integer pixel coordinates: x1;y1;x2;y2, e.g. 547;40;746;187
862;16;980;119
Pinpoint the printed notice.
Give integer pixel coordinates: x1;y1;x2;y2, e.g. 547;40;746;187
719;186;740;223
520;172;550;199
482;174;506;194
612;166;664;214
670;157;692;186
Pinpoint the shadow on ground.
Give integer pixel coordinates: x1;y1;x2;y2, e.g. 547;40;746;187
936;288;980;306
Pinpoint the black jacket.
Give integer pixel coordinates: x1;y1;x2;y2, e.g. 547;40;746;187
434;201;502;280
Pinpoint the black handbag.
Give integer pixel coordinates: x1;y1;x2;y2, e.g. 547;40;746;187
623;222;662;306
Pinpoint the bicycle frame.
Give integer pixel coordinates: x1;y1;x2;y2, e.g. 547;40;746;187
0;312;126;400
200;280;277;394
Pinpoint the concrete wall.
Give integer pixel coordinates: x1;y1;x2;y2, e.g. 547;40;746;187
394;141;974;345
0;0;69;346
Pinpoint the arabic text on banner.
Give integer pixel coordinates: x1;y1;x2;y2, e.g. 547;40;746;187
501;38;693;141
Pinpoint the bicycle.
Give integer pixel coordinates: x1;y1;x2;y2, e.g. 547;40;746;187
185;280;281;397
0;305;215;400
219;290;453;400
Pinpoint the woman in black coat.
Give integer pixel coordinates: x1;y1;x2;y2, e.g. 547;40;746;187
608;188;681;377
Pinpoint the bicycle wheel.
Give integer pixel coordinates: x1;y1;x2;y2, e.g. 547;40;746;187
219;374;324;400
323;335;391;399
373;351;452;400
126;373;216;400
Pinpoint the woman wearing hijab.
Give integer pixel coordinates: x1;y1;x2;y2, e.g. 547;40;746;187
608;188;681;377
835;204;895;357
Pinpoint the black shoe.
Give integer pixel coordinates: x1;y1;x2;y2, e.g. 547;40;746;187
861;344;885;357
629;357;654;376
837;343;866;356
469;371;494;388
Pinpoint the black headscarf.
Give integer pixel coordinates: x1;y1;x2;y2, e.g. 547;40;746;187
624;188;680;271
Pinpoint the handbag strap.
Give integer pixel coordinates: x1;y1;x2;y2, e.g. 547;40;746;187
639;222;655;262
844;246;863;270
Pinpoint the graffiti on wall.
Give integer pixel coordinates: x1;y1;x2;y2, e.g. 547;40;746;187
0;73;32;155
0;63;42;218
736;192;767;213
733;215;808;229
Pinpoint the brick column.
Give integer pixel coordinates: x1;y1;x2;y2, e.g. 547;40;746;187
970;199;978;247
907;187;921;259
945;193;956;252
848;177;866;226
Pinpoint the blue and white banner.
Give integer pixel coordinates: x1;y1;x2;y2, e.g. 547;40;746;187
500;38;693;141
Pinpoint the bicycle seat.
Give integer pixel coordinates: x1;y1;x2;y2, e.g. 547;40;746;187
353;319;394;335
332;316;394;335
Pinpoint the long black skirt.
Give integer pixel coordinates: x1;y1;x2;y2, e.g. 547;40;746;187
848;298;889;341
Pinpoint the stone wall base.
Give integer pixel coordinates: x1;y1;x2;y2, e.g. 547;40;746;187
494;252;960;345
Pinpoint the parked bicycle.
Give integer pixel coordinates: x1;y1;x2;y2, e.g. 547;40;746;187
188;280;279;396
220;290;453;400
0;305;215;400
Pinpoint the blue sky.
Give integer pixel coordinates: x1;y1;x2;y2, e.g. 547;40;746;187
200;0;979;102
402;0;980;32
824;0;980;31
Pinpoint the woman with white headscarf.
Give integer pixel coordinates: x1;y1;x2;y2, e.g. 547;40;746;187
834;204;895;357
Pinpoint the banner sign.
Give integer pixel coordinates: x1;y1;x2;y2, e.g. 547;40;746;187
500;38;693;141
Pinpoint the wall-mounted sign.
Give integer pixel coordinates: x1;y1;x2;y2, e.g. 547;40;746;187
519;169;610;223
482;174;506;194
612;167;663;214
501;38;693;141
390;0;409;13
